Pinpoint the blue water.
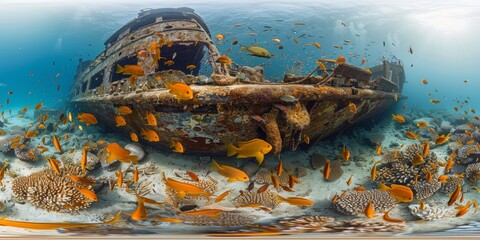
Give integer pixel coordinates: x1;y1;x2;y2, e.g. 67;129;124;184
1;0;479;112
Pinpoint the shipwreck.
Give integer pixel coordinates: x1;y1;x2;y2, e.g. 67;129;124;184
68;7;406;155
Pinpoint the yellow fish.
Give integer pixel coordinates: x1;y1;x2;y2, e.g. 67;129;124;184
435;134;450;145
52;133;62;153
165;82;193;100
276;195;313;206
129;195;147;221
117;106;133;115
392;114;406;123
210;160;249;182
0;162;8;186
77;113;97;126
379;183;413;202
162;172;212;199
140;129;160;142
105;143;138;164
226;138;272;165
145;113;157;126
170;140;184;153
115;115;127;127
75;187;98;201
181;209;223;218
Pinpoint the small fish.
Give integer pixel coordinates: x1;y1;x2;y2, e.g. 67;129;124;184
47;157;61;175
365;199;374;218
276;195;313;207
417;121;427;128
409;46;413;54
406;131;419;139
412;153;425;166
130;132;139;142
81;148;87;170
226;138;272;165
165;82;193;100
354;186;366;191
116;64;145;85
348;102;357;113
281;186;295;192
371;160;380;181
67;175;95;186
140;129;160;142
271;174;279;188
437;175;449;183
376;142;382;155
210;160;249;182
215;190;232;203
473;199;478;213
392;114;405;123
170;140;184;153
215;33;224;40
335;56;346;64
383;210;405;223
106;142;139;164
346;176;353;186
186;171;199;182
276;156;283;176
34;102;43;111
129;195;147;221
241;45;271;58
145;112;157;126
448;183;461;206
379;183;414;202
315;60;327;73
215;55;232;66
435;134;450;145
430;99;440;104
117;106;133;115
272;38;281;44
331;194;339;202
154;216;183;223
455;201;471;218
115;115;127;127
133;167;139;183
257;184;269;194
116;169;123;188
165;60;175;66
361;57;367;65
306;41;321;48
0;162;9;186
51;133;62;153
182;209;223;218
77;113;98;126
76;187;98;201
247;181;255;191
340;145;350;161
419;199;425;210
186;64;196;70
293;37;300;45
323;160;331;180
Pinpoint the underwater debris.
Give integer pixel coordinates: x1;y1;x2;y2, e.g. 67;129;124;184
231;190;279;209
409;204;454;221
440;175;464;194
465;162;480;185
413;180;441;200
179;210;257;226
12;165;92;212
331;189;396;216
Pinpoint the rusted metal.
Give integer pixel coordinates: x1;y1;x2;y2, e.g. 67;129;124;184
69;7;406;156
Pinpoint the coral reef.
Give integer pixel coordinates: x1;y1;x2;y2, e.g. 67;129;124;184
60;149;99;170
231;190;279;209
179;211;257;226
440;175;464;194
331;190;396;216
409;204;454;221
457;145;480;164
325;160;343;182
465;162;480;185
322;219;407;233
255;168;289;187
413;180;441;200
12;165;92;213
274;215;335;232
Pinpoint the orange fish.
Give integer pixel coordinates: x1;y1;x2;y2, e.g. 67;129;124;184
354;186;366;191
130;132;139;142
276;156;283;176
271;174;280;188
165;82;193;100
76;187;98;201
412;153;424;166
0;162;9;186
365;199;374;218
376;142;382;155
406;131;419;139
435;134;450;145
455;201;471;218
430;99;440;104
67;175;96;186
186;171;199;182
340;145;350;161
133;167;139;183
379;183;413;202
215;190;232;203
417;121;427;128
34;102;43;111
116;169;123;188
276;195;314;206
186;64;196;70
51;133;62;153
141;129;160;142
346;176;353;186
210;160;249;182
392;114;405;123
383;210;405;223
448;183;461;206
117;106;133;115
106;143;139;164
437;175;449;183
24;130;38;138
421;79;429;84
154;216;183;223
116;64;145;85
323;160;331;180
81;147;87;170
361;57;367;65
226;138;272;165
335;56;346;64
216;55;232;66
47;157;61;175
331;194;339;202
129;195;148;221
348;102;357;113
371;160;380;181
422;141;430;157
145;112;157;126
445;155;455;172
170;140;184;153
162;172;212;199
182;209;224;218
115;115;126;127
215;33;224;40
77;113;98;126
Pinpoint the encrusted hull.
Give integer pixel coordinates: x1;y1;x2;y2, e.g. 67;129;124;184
70;84;397;154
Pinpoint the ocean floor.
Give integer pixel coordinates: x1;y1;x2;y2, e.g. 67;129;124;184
0;107;480;237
